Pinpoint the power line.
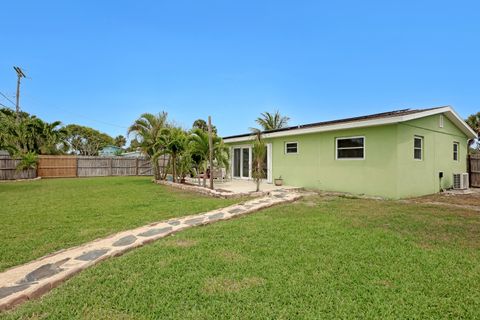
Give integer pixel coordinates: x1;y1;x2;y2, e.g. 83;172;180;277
2;92;129;129
0;91;16;106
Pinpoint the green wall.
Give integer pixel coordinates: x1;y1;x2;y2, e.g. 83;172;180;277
395;115;468;198
226;114;469;199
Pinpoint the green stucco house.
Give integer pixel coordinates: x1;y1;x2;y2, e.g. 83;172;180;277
223;106;477;199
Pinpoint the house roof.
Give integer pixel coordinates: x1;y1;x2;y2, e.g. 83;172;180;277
223;106;477;143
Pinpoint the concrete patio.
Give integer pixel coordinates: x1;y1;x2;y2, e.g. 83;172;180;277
213;179;299;193
184;178;299;194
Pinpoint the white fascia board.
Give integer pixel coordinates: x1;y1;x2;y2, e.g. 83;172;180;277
443;107;478;139
223;106;477;143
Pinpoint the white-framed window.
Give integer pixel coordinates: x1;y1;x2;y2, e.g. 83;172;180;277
336;136;365;160
414;136;423;160
453;142;459;161
439;114;444;128
285;142;298;154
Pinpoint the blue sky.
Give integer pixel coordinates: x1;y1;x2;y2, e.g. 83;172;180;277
0;0;479;140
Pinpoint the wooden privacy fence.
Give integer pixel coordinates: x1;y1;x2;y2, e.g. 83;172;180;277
37;156;77;178
0;155;170;180
468;154;480;188
0;156;37;180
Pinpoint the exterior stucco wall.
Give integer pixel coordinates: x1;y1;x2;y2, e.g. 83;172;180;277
225;114;469;199
396;114;468;198
266;125;398;198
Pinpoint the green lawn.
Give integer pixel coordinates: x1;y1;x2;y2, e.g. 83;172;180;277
0;177;238;272
3;195;480;319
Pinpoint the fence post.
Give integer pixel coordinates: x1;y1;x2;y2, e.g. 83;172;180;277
109;157;113;176
135;158;139;176
75;156;79;177
467;154;471;188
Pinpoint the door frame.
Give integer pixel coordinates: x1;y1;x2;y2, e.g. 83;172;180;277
230;143;273;183
231;145;252;179
266;143;272;183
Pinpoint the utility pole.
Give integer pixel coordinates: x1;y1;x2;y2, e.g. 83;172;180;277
13;66;26;121
208;116;214;190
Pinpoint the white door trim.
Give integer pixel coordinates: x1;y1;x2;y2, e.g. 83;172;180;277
231;145;252;179
266;143;272;183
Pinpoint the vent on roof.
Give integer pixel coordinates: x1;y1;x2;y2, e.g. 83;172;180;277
439;114;444;128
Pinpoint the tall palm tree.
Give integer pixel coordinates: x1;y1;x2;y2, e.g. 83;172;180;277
128;112;168;180
251;129;266;192
189;128;229;187
158;127;188;183
466;112;480;151
255;110;290;131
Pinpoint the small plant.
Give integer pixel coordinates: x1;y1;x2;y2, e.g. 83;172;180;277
274;175;283;186
16;151;38;171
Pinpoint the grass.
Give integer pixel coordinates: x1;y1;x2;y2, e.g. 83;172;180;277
0;176;239;272
3;195;480;319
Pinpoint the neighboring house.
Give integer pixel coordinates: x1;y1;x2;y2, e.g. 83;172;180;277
223;106;477;199
120;150;144;158
98;145;123;157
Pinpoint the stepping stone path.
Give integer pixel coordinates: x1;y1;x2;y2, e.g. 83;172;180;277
0;189;302;311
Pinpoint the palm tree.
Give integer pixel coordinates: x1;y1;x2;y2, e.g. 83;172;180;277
251;129;266;192
38;120;67;155
128;112;168;180
189;128;229;187
189;128;209;187
466;112;480;151
158;127;188;183
255;110;290;131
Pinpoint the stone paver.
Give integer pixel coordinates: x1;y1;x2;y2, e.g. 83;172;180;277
0;189;302;311
137;227;172;237
112;235;137;247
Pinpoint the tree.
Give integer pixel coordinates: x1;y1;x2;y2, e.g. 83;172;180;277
158;127;188;183
192;119;217;134
251;129;266;192
114;135;127;148
64;124;114;156
127;112;168;180
466;112;480;152
0;108;66;155
189;128;229;187
37;120;67;155
255;111;290;131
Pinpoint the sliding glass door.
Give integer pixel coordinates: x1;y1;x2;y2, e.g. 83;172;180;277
232;147;251;178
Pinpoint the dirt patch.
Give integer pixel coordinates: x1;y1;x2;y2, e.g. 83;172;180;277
216;250;247;263
81;307;136;320
163;238;198;248
411;189;480;208
374;279;395;288
202;276;266;294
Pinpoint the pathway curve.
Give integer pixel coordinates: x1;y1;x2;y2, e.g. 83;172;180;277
0;189;302;311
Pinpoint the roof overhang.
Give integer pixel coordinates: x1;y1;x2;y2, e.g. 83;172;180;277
223;106;477;143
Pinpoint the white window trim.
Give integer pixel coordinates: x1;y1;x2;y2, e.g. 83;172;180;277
335;136;365;160
453;142;459;162
414;136;423;161
284;141;299;154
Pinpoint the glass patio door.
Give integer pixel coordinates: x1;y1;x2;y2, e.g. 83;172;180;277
232;147;251;178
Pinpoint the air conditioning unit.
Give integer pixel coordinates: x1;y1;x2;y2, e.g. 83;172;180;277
453;173;469;190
